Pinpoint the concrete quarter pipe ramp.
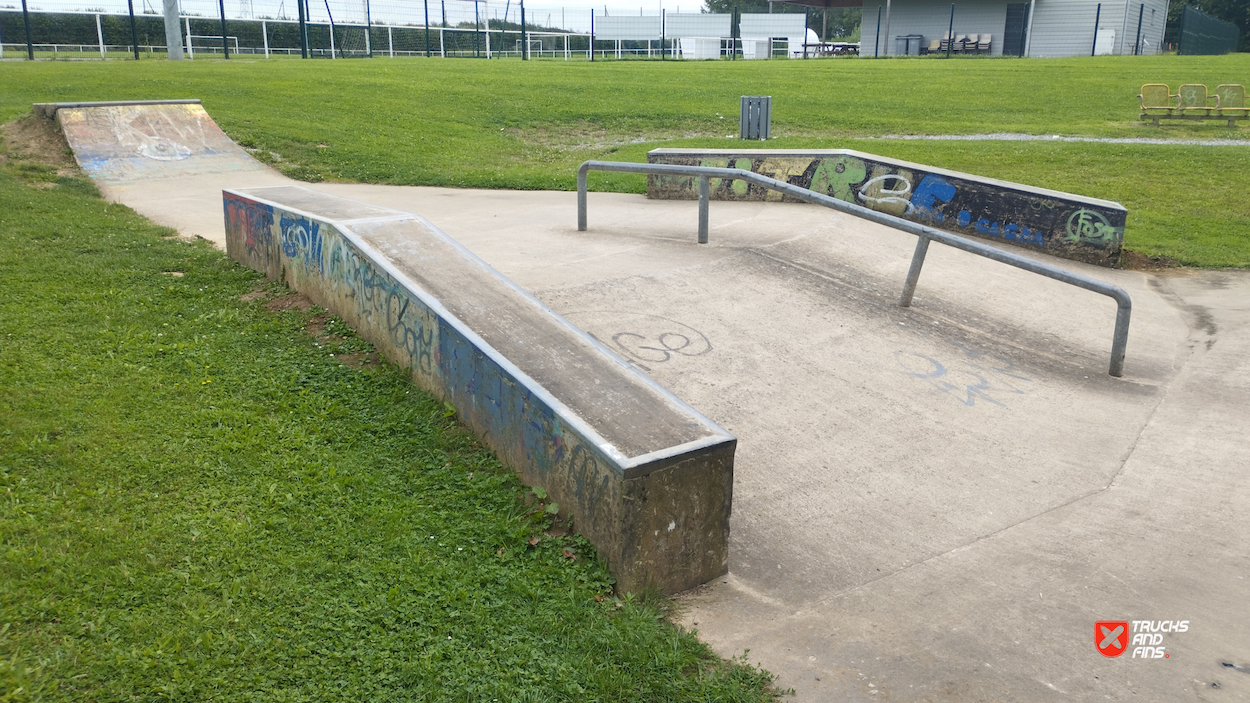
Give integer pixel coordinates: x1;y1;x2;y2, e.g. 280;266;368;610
47;100;288;240
45;100;1250;701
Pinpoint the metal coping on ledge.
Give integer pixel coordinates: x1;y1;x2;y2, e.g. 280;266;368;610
34;99;202;118
576;160;1132;378
226;186;734;479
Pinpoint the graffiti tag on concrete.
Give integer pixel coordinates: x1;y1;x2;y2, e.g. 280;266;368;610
563;311;712;372
895;345;1035;408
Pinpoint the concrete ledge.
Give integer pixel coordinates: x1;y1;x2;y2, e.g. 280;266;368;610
646;148;1127;267
223;185;734;594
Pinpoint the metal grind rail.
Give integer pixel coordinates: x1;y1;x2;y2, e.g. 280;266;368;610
576;160;1132;377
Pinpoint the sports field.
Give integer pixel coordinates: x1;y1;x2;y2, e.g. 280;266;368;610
1;54;1248;266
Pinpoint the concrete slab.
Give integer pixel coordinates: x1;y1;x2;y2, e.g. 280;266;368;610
49;103;1250;701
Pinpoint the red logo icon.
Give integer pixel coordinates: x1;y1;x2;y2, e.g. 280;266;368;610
1096;621;1129;658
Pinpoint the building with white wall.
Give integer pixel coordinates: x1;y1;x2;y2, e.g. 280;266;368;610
855;0;1168;57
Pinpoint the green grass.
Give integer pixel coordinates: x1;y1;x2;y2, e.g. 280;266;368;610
0;152;780;700
1;55;1248;265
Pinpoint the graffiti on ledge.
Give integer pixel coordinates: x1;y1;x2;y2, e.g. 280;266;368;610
646;151;1127;267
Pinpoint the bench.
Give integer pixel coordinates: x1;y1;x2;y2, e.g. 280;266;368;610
933;32;990;54
223;185;735;594
1140;83;1249;127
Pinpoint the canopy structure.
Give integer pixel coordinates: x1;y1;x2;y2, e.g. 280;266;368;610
770;0;867;42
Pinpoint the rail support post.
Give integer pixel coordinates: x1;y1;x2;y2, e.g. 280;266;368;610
577;164;589;231
698;175;710;244
1109;303;1131;377
899;234;930;307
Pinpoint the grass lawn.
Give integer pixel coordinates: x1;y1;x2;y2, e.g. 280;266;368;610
0;54;1248;266
0;137;779;700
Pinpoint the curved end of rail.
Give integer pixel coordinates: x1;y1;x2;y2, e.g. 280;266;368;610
577;162;591;232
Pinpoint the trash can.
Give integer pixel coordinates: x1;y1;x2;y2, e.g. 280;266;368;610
740;96;771;140
895;34;922;55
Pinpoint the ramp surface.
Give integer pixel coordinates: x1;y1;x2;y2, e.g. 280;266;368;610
50;102;1250;702
52;100;287;239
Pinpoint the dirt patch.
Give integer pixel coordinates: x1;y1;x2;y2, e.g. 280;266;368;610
331;351;381;370
1122;249;1183;271
543;513;573;539
305;313;329;338
238;288;270;303
265;293;314;313
0;112;81;177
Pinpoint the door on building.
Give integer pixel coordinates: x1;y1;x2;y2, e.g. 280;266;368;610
1003;2;1030;56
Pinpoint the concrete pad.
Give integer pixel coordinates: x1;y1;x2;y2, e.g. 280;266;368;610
51;104;1250;700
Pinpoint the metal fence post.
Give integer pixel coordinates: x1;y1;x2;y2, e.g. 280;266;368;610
218;0;229;58
297;0;307;58
661;9;665;60
1091;2;1100;56
946;4;954;57
1133;3;1143;54
22;0;34;60
803;8;809;57
874;5;880;57
128;0;140;59
424;0;430;56
521;0;528;59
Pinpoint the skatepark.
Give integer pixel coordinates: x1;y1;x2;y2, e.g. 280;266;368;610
41;100;1250;700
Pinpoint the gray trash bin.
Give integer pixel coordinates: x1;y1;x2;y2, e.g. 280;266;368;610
740;96;771;140
895;34;922;55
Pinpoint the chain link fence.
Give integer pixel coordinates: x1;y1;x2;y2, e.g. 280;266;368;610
1174;5;1238;55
